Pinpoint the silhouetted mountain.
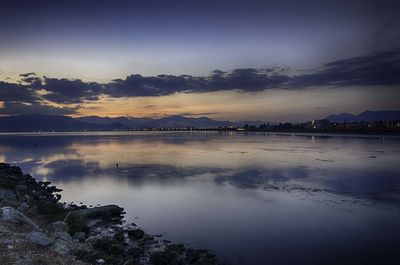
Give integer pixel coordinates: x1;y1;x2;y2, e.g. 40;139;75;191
0;114;278;132
76;116;155;128
325;111;400;122
78;115;236;128
148;115;234;128
0;115;127;132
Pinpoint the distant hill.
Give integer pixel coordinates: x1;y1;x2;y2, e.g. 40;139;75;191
0;114;127;132
76;116;155;128
0;114;254;131
148;115;234;128
78;115;237;129
325;111;400;122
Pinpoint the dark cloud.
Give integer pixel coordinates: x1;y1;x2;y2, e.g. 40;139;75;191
20;75;43;89
291;50;400;87
108;74;206;97
0;81;37;103
19;72;36;77
0;101;77;115
211;68;291;91
106;50;400;97
1;50;399;116
107;67;290;97
41;77;104;104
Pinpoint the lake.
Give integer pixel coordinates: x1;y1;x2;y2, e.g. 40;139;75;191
1;131;399;264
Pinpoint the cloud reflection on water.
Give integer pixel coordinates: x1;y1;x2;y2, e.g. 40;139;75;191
1;132;399;199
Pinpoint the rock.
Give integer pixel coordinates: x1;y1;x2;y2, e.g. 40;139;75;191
86;229;115;244
128;228;145;239
17;202;29;212
0;206;41;231
46;221;84;255
46;185;63;193
27;231;53;246
52;221;73;242
52;236;75;255
65;205;124;234
96;258;105;264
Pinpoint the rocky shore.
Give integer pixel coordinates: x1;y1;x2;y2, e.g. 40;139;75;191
0;163;219;265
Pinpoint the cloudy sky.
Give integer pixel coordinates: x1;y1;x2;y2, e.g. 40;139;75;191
0;0;399;121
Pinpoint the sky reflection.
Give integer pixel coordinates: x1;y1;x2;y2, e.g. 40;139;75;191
1;132;399;195
0;132;399;264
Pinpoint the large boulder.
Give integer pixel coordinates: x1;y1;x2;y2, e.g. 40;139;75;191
64;205;124;235
128;228;145;239
0;206;41;231
51;220;69;233
27;231;53;246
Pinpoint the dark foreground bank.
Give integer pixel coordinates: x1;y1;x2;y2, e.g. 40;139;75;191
0;163;219;265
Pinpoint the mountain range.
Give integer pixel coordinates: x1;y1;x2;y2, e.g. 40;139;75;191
0;111;399;132
324;111;400;122
0;114;263;132
76;115;238;129
0;115;128;132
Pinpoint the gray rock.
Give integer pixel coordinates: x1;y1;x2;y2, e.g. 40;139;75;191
17;202;29;212
86;229;115;244
65;205;124;234
51;222;74;243
27;231;53;246
52;226;88;255
128;228;145;239
0;206;41;231
52;236;75;255
51;221;69;233
67;205;124;220
96;258;105;264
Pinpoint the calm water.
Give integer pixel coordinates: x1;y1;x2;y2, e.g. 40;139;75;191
1;131;400;264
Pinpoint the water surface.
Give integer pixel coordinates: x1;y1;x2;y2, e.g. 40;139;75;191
1;131;399;264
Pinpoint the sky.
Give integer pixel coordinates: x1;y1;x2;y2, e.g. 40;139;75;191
0;0;399;122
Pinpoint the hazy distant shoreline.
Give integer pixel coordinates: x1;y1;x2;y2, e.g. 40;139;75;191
0;130;399;137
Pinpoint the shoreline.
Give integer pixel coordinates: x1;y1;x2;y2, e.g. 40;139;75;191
0;163;219;265
0;130;399;139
